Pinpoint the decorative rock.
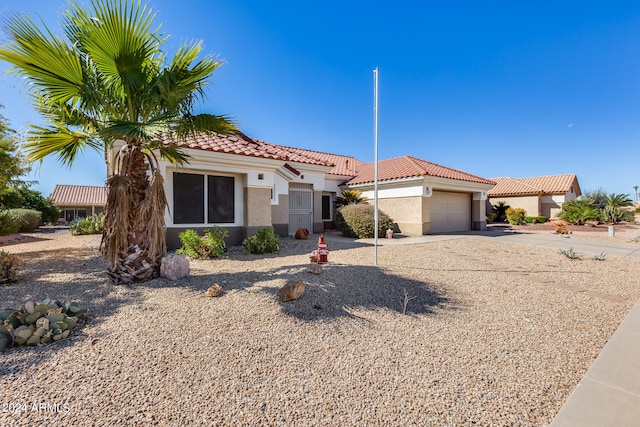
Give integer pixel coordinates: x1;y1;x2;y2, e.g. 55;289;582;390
307;265;322;275
295;228;310;239
160;254;190;281
204;284;223;297
278;280;305;302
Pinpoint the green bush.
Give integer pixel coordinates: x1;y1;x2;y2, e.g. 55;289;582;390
505;207;526;225
176;227;228;259
70;213;105;235
486;213;497;223
524;216;547;224
0;211;19;236
6;209;41;232
559;199;599;225
336;203;395;238
243;227;280;254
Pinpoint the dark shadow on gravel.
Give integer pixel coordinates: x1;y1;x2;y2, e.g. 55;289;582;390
266;263;449;321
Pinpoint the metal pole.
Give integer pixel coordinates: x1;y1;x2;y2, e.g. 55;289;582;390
373;68;379;266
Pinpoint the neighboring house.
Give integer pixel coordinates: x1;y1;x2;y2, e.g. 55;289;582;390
487;174;581;219
110;133;495;248
50;184;107;224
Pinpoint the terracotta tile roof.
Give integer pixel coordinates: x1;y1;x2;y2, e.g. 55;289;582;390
345;156;495;186
488;174;581;197
271;145;364;176
51;185;107;206
170;132;333;167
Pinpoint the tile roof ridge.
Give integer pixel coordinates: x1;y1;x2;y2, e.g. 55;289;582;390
504;177;544;192
406;155;495;183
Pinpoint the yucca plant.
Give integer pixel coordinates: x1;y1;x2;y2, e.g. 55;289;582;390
0;0;238;283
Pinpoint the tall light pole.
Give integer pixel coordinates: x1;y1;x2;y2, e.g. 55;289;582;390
373;68;379;266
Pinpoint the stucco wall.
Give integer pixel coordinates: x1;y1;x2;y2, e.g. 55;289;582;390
271;193;288;237
489;196;541;217
378;196;427;235
245;187;272;227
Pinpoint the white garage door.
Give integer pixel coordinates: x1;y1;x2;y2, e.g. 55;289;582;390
430;191;471;233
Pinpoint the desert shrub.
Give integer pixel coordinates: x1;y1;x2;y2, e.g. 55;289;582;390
602;206;634;224
6;209;41;232
524;216;547;224
559;247;580;260
243;227;280;254
70;213;104;235
0;211;19;236
336;203;395;238
0;250;21;283
636;207;640;214
176;227;228;259
486;213;497;223
559;199;599;225
505;208;526;225
555;224;570;234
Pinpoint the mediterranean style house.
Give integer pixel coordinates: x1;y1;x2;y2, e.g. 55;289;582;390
109;133;496;248
50;184;107;224
487;174;581;219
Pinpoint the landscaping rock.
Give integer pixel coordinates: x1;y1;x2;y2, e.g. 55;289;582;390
204;284;223;297
278;280;305;302
160;254;190;280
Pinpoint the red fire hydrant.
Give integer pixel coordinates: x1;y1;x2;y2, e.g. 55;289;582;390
317;235;329;263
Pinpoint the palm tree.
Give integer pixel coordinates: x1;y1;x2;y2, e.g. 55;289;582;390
605;193;633;208
334;189;368;208
633;185;638;203
0;0;237;283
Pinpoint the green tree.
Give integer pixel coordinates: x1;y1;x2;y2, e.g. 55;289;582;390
0;186;61;224
334;189;368;208
0;0;237;283
583;188;608;209
0;107;30;194
491;201;510;222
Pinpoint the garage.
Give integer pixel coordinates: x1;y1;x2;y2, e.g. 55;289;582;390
430;191;472;233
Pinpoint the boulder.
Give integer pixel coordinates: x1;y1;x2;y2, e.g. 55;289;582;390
278;280;305;302
160;254;190;281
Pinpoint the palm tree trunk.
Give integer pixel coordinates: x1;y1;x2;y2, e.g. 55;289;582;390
103;146;166;284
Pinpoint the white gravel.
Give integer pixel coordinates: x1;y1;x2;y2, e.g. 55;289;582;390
1;228;639;426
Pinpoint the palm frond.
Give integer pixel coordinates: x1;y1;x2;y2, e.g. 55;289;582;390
24;124;102;166
0;13;83;104
174;113;238;139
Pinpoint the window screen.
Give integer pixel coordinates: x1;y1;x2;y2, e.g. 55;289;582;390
208;175;234;223
173;173;204;224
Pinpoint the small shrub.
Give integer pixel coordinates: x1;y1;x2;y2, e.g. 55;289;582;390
524;216;547;224
0;250;21;283
70;213;105;235
176;227;228;260
636;207;640;214
505;208;526;225
243;227;280;254
559;247;580;260
486;213;497;223
336;203;395;238
593;252;607;261
6;209;41;232
0;211;19;236
555;224;570;234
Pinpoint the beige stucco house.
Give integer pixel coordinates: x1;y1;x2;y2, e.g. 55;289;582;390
487;174;581;219
112;133;495;248
344;156;496;234
50;184;107;224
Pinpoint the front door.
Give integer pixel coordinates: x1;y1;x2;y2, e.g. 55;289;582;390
288;183;313;235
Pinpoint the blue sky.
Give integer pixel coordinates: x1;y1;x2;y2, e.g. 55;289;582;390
1;1;640;199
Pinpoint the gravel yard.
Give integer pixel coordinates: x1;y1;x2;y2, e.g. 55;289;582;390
1;228;639;426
